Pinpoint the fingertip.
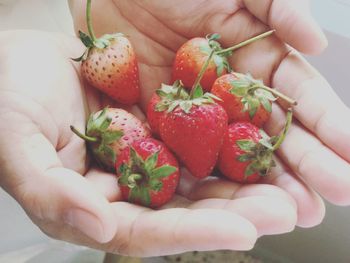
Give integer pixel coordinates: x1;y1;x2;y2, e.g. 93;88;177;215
297;199;325;228
300;26;328;55
64;207;117;244
219;212;258;251
98;205;118;243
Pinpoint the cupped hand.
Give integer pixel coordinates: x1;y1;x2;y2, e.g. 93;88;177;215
0;0;345;258
70;0;350;228
0;30;296;256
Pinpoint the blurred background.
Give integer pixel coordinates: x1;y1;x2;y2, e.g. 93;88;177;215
0;0;350;262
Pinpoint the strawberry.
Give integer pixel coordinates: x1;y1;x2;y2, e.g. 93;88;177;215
71;107;150;171
156;78;228;179
218;109;293;183
157;49;228;179
147;81;190;136
172;30;275;92
211;72;297;127
73;0;140;105
116;138;180;208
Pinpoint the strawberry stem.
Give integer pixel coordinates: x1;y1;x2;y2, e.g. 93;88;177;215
128;173;143;188
272;108;293;151
216;30;275;55
70;125;98;143
190;49;215;98
250;84;297;105
86;0;97;42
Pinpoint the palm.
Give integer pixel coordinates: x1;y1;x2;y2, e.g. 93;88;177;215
71;0;350;242
71;0;349;218
1;0;349;257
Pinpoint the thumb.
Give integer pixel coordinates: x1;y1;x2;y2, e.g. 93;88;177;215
1;131;117;244
243;0;328;54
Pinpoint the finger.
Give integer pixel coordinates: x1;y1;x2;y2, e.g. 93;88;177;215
272;50;350;164
85;168;122;202
0;126;117;244
178;172;297;233
180;166;324;228
178;169;295;207
242;0;328;54
106;202;257;256
266;104;350;206
186;196;296;236
262;156;325;228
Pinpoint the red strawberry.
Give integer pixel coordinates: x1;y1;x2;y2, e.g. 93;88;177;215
147;93;162;136
116;138;180;208
211;72;272;127
218;109;293;183
211;72;296;127
172;30;275;92
156;70;228;178
147;81;190;136
74;0;140;105
71;107;150;171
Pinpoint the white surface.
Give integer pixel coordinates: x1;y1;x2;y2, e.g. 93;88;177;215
311;0;350;39
0;1;350;262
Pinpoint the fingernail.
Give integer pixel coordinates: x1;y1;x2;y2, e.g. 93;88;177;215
64;209;107;243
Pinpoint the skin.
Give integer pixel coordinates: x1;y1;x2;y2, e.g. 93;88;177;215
1;0;350;257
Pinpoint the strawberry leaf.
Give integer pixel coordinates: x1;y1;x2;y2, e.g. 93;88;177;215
223;59;232;72
130;147;145;168
79;31;94;48
244;162;258;177
205;92;222;102
101;130;124;144
257;89;276;101
213;55;224;76
71;51;87;62
167;100;181;113
118;163;131;185
138;187;151;206
145;151;159;172
152;165;177;179
260;97;272;113
156;89;168;97
200;44;212;54
149;179;163;191
192;84;204;99
180;101;193;113
259;138;274;150
237;153;254;162
230;85;247;97
246;97;260;119
155;101;170;112
207;33;221;41
99;144;116;164
236;140;256;152
231;79;250;90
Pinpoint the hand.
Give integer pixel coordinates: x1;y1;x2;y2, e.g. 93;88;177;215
0;30;296;256
69;0;350;227
0;0;340;258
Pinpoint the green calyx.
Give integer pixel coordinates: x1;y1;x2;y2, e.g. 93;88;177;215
230;73;297;119
236;109;293;178
200;33;231;77
155;80;221;114
198;30;276;77
72;0;124;62
230;73;277;119
71;108;123;170
155;47;221;114
118;147;177;207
